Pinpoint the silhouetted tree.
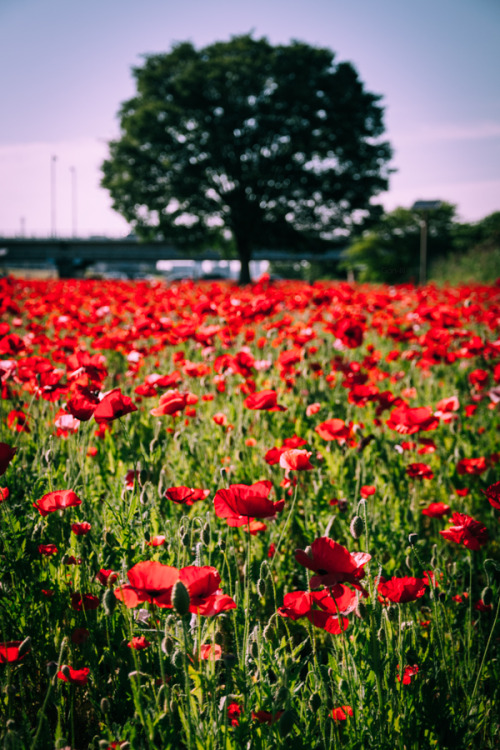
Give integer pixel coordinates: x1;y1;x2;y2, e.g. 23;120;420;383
102;35;392;283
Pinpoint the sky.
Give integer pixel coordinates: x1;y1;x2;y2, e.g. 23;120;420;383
0;0;499;237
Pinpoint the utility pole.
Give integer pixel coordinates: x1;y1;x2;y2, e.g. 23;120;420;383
51;155;57;237
412;200;442;285
70;166;77;236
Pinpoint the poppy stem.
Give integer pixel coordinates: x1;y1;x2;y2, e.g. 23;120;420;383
268;483;298;575
467;593;500;715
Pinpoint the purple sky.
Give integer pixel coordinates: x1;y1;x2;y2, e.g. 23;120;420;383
1;0;499;237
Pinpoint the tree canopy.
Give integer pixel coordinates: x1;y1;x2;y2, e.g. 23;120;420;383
101;34;392;283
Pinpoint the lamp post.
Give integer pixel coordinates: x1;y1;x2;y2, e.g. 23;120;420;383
51;155;57;237
70;166;77;237
412;200;442;285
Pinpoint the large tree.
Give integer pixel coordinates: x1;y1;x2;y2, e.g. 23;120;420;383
101;35;392;284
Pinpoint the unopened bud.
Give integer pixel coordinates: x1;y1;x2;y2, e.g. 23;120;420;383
309;692;321;712
349;516;364;539
103;588;117;616
377;626;386;643
172;581;190;616
60;664;71;679
257;578;266;597
17;637;31;658
408;533;418;546
356;601;367;619
181;532;190;547
46;661;58;678
202;523;210;546
387;605;398;622
171;649;184;669
481;586;493;606
100;697;109;714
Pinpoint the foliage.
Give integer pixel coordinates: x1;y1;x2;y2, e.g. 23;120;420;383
101;35;392;283
340;203;457;283
1;275;500;749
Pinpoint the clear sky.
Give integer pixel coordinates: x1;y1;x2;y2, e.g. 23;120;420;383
1;0;499;237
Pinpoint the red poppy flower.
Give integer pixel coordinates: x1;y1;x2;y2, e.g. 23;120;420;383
33;490;82;516
360;485;376;498
57;665;90;686
71;628;90;644
244;389;286;411
214;481;284;524
114;561;179;608
150;389;188;416
406;463;434;480
386;405;439;435
306;402;321;416
336;319;364;349
397;664;419;685
94;388;137;424
421;502;451;518
227;702;242;726
315;418;352;443
96;569;118;585
278;586;354;633
456;457;488;476
279;449;313;471
200;644;222;661
294;537;371;591
165;486;210;505
0;443;16;476
66;386;100;421
179;566;236;616
146;535;166;547
0;487;9;502
71;522;91;535
0;641;30;665
70;593;100;611
331;705;353;721
127;636;151;650
377;576;427;603
439;512;489;550
252;710;284;725
482;481;500;510
38;544;58;556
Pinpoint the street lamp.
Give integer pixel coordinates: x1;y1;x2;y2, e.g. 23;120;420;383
412;200;442;285
70;166;77;237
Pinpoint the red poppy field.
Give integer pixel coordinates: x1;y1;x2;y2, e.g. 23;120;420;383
0;274;499;749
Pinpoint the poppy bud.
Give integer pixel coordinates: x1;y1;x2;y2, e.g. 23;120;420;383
257;578;266;597
202;523;210;546
275;685;289;704
357;602;367;619
481;586;493;606
405;555;412;570
103;588;117;616
46;661;58;678
377;626;386;643
279;709;295;737
263;622;274;642
408;533;418;546
100;697;109;714
181;532;190;547
218;539;226;552
309;692;321;712
17;637;31;658
161;636;171;654
172;581;190;616
60;664;71;679
387;605;398;622
6;720;15;731
171;649;184;668
350;515;364;539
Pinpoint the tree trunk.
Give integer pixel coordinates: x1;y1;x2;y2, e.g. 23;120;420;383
235;234;252;285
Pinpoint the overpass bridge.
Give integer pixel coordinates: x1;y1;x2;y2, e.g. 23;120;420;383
0;236;343;278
